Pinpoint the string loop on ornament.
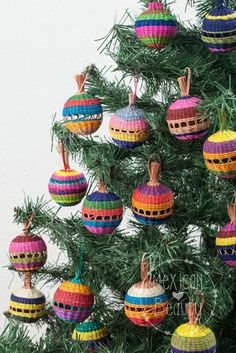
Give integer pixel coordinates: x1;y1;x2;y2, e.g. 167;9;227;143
75;247;85;281
147;160;161;186
216;0;226;8
129;77;139;106
24;272;32;289
57;142;70;171
74;65;92;94
227;191;236;224
186;292;205;325
22;212;35;235
141;253;150;282
177;67;191;97
217;109;228;131
98;177;108;193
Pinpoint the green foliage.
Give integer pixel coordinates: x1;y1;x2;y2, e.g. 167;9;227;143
3;1;236;352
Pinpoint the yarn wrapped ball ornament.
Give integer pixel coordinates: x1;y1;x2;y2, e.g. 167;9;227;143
63;71;103;136
8;273;46;323
135;1;177;49
166;68;210;141
109;92;149;149
9;232;47;272
132;161;174;225
48;144;88;206
216;194;236;266
72;320;109;351
201;0;236;53
124;255;168;326
82;182;123;235
203;128;236;179
171;302;217;353
53;275;94;323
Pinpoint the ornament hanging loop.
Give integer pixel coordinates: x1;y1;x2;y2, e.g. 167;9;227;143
24;272;32;289
218;109;228;131
177;67;191;97
129;77;139;106
74;65;92;94
141;253;149;282
186;292;205;325
216;0;225;8
57;142;70;171
227;191;236;223
147;161;161;186
22;212;35;235
98;177;108;193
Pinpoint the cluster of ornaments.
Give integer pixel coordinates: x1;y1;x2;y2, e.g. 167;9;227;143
8;219;47;322
52;269;109;349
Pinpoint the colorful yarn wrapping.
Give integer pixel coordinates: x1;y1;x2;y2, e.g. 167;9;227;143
216;195;236;266
135;2;177;49
132;162;174;225
48;169;88;207
53;277;94;323
109;93;149;149
171;302;216;353
9;287;46;323
72;321;109;351
171;324;217;353
63;73;103;136
124;255;168;326
203;129;236;178
201;0;236;53
166;68;210;141
82;186;123;235
9;233;47;272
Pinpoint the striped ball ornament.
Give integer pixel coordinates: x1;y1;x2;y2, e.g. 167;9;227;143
201;0;236;53
216;196;236;266
48;169;88;207
124;255;168;326
9;287;46;323
135;2;177;49
203;129;236;178
82;186;123;235
9;233;47;272
72;321;109;351
63;74;103;136
171;323;217;353
53;277;94;323
166;68;210;141
109;93;149;149
132;162;174;225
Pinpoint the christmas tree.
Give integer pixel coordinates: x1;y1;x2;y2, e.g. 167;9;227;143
2;0;236;352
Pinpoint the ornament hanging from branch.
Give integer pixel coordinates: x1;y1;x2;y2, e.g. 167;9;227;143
203;112;236;179
63;66;103;135
132;160;174;225
109;79;149;149
170;295;217;353
82;178;124;235
201;0;236;54
48;142;88;206
216;192;236;266
124;254;168;326
166;67;210;141
135;1;177;49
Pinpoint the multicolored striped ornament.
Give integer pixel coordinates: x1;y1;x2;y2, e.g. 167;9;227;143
124;255;168;326
166;68;210;141
201;0;236;53
132;161;174;225
63;73;103;136
82;183;123;235
171;303;217;353
203;129;236;178
53;276;94;323
109;93;149;149
72;320;109;351
9;233;47;272
49;169;88;207
216;194;236;266
9;286;46;323
135;1;177;49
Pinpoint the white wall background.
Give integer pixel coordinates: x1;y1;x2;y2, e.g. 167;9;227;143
0;0;196;333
